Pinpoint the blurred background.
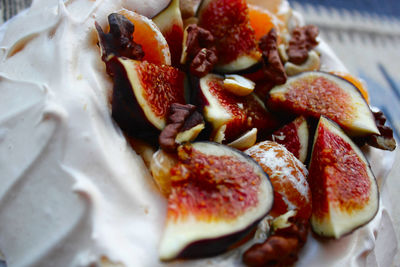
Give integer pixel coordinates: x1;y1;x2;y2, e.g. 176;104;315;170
289;0;400;140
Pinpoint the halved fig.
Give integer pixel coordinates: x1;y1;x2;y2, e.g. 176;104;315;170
246;141;311;220
159;142;274;260
197;0;262;73
267;71;379;137
194;73;280;143
109;57;185;138
268;116;309;163
308;116;379;238
153;0;184;66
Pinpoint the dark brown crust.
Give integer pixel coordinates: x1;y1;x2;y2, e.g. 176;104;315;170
287;25;319;65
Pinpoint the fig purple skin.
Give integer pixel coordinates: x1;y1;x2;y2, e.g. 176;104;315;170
109;57;186;142
109;57;159;141
159;141;274;260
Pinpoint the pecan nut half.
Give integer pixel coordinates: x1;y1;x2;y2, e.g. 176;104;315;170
159;103;205;152
259;28;287;86
184;24;218;77
243;218;309;267
287;25;319;65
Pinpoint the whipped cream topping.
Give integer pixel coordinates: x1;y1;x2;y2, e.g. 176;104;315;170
0;0;397;266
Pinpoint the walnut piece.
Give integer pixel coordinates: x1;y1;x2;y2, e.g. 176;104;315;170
367;109;396;151
259;28;287;86
159;103;205;152
287;25;319;65
184;24;218;77
190;48;218;77
243;218;308;267
95;13;144;63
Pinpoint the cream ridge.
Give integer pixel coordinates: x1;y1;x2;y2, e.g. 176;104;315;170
0;0;397;266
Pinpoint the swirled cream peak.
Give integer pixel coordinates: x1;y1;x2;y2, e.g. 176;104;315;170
0;0;397;266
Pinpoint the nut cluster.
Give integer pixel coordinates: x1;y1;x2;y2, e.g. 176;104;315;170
159;103;204;152
184;24;218;77
95;13;144;62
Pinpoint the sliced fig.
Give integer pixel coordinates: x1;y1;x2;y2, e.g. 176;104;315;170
268;116;309;163
195;73;280;143
246;141;311;220
109;57;185;138
267;71;379;137
159;142;274;260
308;116;379;238
153;0;184;66
197;0;262;73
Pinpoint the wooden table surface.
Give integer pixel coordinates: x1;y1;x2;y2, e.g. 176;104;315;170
1;0;399;265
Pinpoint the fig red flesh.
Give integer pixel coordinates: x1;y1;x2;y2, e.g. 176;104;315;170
198;0;259;65
268;116;308;163
308;117;379;238
310;123;371;217
135;61;185;119
279;76;353;123
199;74;279;142
169;144;262;221
268;71;379;136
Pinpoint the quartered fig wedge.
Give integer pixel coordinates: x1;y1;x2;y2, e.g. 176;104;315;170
267;71;379;137
308;116;379;238
268;116;309;163
194;73;280;143
197;0;262;73
153;0;184;66
159;142;274;260
109;57;185;138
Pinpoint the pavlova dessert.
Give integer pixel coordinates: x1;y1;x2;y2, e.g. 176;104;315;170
0;0;397;266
